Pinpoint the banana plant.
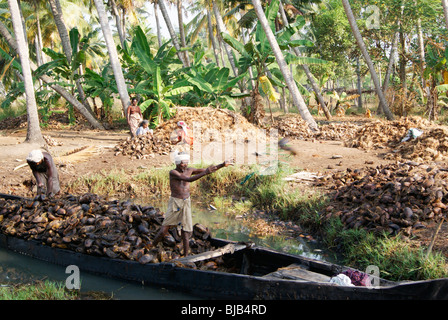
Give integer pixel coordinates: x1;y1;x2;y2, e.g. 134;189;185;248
82;66;116;123
180;50;248;110
136;65;193;126
122;26;193;126
423;40;448;119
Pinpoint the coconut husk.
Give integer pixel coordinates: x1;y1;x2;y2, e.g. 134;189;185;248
317;161;448;236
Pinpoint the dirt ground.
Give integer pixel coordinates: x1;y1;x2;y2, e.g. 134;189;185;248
0;121;447;259
0;126;393;195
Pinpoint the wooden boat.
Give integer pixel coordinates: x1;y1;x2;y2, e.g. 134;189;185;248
1;231;448;300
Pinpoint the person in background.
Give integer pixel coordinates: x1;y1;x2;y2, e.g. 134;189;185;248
136;120;153;136
26;149;60;198
127;97;143;137
173;121;193;146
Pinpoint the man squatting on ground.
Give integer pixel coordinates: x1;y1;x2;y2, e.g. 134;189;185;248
151;152;232;256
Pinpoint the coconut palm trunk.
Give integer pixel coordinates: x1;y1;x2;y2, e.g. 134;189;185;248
442;0;448;30
8;0;44;144
212;1;238;77
377;30;398;114
252;0;319;133
278;0;331;120
154;2;162;48
158;0;187;66
0;21;104;130
177;0;190;67
206;8;220;67
48;0;92;114
110;0;126;47
93;0;130;117
341;0;394;120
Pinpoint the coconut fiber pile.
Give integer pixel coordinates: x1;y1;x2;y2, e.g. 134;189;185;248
317;161;448;236
344;116;433;151
274;115;363;141
0;193;228;270
115;107;261;159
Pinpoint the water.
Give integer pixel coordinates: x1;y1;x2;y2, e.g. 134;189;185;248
0;197;336;299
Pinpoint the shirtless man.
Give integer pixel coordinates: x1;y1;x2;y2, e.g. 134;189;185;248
151;152;232;256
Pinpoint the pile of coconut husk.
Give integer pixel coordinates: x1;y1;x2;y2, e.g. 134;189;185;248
114;107;265;159
114;132;173;159
344;116;433;151
274;115;362;141
0;193;228;270
384;127;448;163
317;161;448;236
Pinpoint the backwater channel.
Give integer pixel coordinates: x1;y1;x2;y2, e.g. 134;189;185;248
0;197;337;300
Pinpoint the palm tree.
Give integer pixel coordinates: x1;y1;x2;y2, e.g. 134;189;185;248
7;0;44;144
93;0;130;117
212;0;238;77
149;0;163;47
251;0;319;133
157;0;187;66
0;20;105;130
278;0;331;120
341;0;394;120
177;0;190;66
48;0;92;113
442;0;448;30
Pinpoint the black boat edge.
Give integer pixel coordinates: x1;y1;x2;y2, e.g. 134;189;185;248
1;232;448;300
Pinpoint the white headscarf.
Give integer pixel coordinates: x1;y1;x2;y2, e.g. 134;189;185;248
177;121;188;135
26;149;44;163
174;152;190;164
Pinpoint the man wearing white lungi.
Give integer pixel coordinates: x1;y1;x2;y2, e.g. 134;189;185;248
151;152;232;256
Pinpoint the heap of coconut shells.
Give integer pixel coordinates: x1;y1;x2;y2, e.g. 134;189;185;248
316;161;448;236
114;107;264;159
274;115;364;141
114;132;173;159
0;193;228;270
344;116;433;151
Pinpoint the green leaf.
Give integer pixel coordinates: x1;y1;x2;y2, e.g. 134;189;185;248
214;68;230;90
154;66;162;95
187;77;214;93
69;27;79;61
139;99;157;113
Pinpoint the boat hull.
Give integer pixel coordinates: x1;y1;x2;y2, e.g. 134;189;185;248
1;234;447;300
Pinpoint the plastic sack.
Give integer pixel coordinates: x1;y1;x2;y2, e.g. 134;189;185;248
329;274;354;286
401;128;423;142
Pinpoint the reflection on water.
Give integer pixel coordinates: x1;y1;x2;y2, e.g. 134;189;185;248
136;196;336;262
0;196;336;299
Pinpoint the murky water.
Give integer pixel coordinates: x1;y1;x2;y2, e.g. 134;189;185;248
0;197;336;299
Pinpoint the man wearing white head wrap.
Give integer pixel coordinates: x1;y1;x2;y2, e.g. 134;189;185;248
26;150;60;197
151;153;233;256
174;151;190;164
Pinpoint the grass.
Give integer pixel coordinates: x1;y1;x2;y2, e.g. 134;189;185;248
0;280;79;300
322;217;448;281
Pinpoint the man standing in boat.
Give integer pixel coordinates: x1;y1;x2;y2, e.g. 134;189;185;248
26;149;60;198
151;152;232;256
